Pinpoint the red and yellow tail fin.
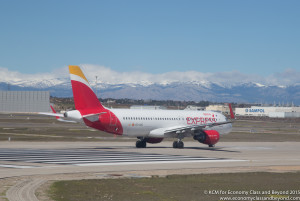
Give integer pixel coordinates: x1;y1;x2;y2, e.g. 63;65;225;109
69;65;104;111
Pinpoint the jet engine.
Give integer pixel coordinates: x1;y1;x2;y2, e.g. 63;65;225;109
63;110;82;121
193;130;220;147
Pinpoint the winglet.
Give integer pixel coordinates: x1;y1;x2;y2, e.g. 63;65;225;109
50;105;59;120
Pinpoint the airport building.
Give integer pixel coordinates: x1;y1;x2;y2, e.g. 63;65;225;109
205;105;231;115
130;105;167;110
235;106;300;118
0;91;50;113
184;105;205;111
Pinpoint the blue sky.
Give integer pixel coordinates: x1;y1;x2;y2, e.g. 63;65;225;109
0;0;299;76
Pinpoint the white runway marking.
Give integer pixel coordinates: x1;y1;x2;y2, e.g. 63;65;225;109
0;148;245;168
231;146;272;150
76;160;247;167
0;164;37;169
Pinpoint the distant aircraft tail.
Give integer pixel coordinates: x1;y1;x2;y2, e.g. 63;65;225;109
69;65;104;111
228;103;235;119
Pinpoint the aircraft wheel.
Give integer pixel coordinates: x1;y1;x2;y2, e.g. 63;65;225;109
209;144;215;148
135;141;140;148
136;140;147;148
172;141;178;148
178;141;184;149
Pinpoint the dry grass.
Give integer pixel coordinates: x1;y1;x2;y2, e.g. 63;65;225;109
49;172;300;201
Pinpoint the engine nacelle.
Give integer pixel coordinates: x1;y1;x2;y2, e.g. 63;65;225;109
194;130;220;146
145;138;164;144
63;110;82;121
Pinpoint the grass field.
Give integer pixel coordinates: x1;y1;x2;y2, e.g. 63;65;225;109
48;172;300;201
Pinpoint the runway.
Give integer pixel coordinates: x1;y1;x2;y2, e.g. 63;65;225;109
0;148;245;169
0;141;300;179
1;141;300;201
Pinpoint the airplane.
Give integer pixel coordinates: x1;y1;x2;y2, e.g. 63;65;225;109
41;65;234;149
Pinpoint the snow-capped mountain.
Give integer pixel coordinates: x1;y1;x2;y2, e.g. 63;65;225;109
1;78;299;105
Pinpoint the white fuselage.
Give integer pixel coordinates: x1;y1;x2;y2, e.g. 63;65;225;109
110;108;232;138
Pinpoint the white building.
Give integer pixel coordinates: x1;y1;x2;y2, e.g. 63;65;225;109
184;105;205;111
269;112;300;118
0;91;50;113
235;106;300;117
130;105;167;110
205;105;231;115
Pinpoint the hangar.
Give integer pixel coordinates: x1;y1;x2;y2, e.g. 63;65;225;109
0;91;50;113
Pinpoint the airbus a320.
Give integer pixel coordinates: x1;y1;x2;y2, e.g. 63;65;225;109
41;65;234;149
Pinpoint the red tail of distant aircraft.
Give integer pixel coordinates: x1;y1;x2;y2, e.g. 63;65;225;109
41;65;234;148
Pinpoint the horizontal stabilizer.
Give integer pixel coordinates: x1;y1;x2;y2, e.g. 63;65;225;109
82;112;107;122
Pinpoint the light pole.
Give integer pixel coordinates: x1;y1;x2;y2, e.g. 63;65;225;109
95;76;98;98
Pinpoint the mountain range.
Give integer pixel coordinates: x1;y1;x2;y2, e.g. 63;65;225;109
1;77;299;105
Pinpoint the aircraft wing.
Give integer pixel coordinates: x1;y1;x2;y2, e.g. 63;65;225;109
82;112;106;122
149;121;232;137
38;112;64;118
38;112;78;123
39;106;77;123
164;121;232;134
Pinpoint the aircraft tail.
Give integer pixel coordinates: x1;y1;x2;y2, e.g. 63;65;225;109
228;103;235;119
69;65;104;111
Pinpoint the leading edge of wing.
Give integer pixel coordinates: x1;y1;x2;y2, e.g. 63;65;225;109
149;121;233;136
165;121;233;133
38;112;64;118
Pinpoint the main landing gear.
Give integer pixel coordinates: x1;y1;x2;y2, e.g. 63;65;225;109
136;138;147;148
173;140;184;149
